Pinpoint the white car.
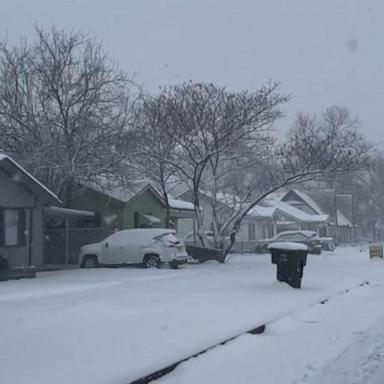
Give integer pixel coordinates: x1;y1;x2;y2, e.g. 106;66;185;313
79;228;188;269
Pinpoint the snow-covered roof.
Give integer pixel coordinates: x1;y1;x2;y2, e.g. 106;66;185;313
337;210;353;227
266;189;327;217
85;179;158;204
44;206;95;217
248;205;276;219
85;179;194;210
168;196;194;211
0;153;61;204
289;189;325;215
265;199;329;224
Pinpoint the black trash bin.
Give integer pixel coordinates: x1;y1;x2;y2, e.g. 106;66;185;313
268;242;308;289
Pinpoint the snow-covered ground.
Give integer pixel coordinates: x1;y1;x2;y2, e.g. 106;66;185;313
1;246;384;384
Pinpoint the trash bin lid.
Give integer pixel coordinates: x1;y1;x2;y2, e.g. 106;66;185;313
268;242;308;251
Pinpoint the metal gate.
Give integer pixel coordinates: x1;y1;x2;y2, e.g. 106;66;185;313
44;228;114;265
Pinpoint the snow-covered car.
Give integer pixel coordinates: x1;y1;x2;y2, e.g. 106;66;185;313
79;228;188;269
320;237;335;251
255;230;322;254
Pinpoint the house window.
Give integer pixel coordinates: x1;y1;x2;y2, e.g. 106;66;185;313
248;223;256;241
319;226;327;237
264;223;274;238
0;209;26;247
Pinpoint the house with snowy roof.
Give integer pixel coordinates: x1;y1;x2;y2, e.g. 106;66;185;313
70;180;195;235
0;153;62;268
261;189;330;236
265;189;355;243
262;198;329;234
0;153;101;268
178;186;356;247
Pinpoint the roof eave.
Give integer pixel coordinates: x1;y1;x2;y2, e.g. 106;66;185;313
0;156;62;206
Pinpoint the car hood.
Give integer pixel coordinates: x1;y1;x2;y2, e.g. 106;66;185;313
80;242;102;254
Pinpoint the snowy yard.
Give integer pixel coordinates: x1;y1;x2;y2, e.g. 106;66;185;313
1;246;384;384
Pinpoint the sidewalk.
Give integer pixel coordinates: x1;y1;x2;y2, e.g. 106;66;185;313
158;279;384;384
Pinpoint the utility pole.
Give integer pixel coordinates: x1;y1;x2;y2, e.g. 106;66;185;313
351;194;355;242
333;188;339;245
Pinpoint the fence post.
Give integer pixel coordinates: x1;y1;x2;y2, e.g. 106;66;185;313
65;217;69;265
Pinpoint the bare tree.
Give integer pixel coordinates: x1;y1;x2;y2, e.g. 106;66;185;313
142;82;289;245
128;93;179;227
0;26;137;204
203;133;275;249
217;106;372;258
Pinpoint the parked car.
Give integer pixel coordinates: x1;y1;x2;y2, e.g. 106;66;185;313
255;230;322;254
79;228;188;269
320;237;335;251
355;237;372;246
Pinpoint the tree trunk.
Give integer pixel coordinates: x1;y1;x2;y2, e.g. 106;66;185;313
192;189;208;247
223;219;242;262
161;188;171;229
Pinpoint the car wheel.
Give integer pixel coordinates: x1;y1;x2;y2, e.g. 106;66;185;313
144;255;161;269
169;261;179;269
82;255;98;269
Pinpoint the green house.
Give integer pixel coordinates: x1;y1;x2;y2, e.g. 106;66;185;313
70;182;195;233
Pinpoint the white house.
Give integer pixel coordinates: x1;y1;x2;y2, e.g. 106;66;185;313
262;190;329;235
265;189;354;243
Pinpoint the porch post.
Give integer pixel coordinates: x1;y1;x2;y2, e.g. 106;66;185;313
334;191;339;244
28;209;33;266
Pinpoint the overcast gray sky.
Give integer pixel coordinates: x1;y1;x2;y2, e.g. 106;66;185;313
1;0;383;145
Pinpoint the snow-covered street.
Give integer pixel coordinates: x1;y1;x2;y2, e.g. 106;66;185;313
1;247;384;384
